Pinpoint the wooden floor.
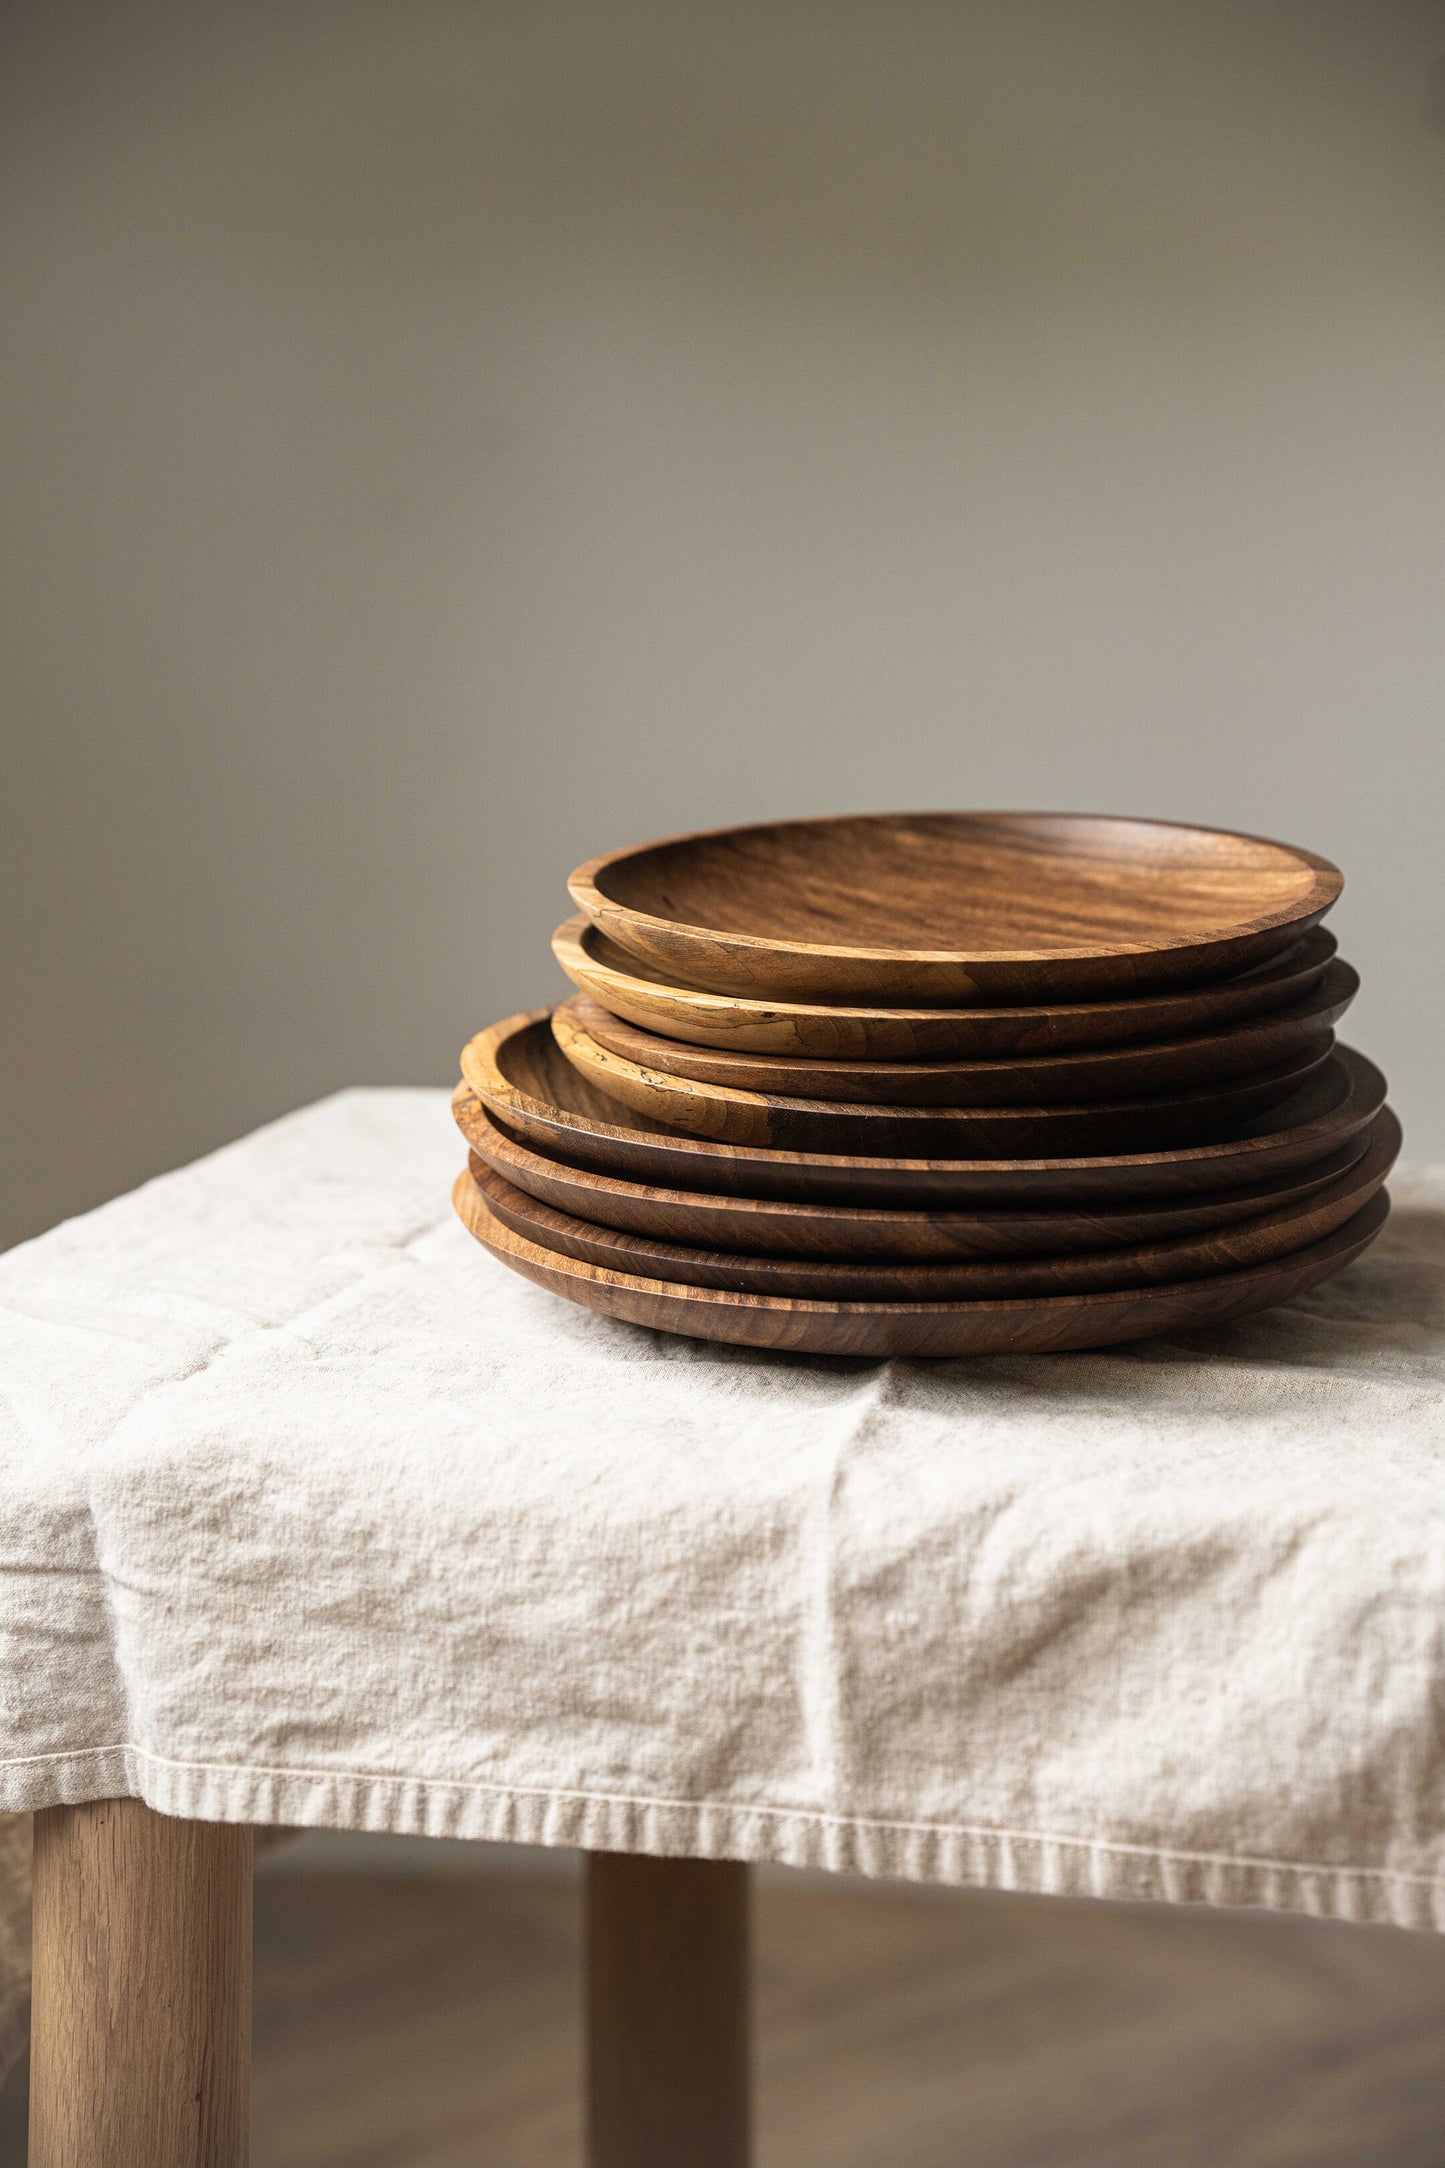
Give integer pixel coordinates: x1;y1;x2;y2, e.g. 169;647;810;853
5;1857;1445;2164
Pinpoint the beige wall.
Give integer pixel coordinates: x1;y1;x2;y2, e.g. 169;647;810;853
4;0;1444;1248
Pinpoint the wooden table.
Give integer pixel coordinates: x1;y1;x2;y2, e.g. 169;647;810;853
10;1097;1442;2164
29;1800;751;2168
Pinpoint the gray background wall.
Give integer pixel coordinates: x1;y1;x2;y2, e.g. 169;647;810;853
4;0;1443;1249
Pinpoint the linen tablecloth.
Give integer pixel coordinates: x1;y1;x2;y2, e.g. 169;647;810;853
2;1087;1444;2075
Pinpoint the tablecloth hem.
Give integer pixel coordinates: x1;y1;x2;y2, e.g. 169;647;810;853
7;1743;1444;1934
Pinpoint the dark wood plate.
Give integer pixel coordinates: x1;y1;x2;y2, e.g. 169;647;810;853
458;1012;1386;1207
551;1000;1331;1156
452;1083;1376;1258
568;812;1343;1004
465;1107;1398;1300
553;915;1340;1059
564;964;1355;1105
453;1175;1389;1358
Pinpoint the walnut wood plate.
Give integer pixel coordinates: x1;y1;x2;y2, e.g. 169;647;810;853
568;813;1343;1004
464;1106;1398;1300
453;1174;1389;1358
551;1000;1331;1156
452;1082;1376;1259
564;964;1355;1106
459;1012;1386;1207
553;916;1339;1060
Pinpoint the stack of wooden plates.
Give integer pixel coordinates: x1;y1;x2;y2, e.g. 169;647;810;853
453;813;1396;1356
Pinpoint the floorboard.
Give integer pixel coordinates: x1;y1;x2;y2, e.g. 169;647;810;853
4;1859;1445;2164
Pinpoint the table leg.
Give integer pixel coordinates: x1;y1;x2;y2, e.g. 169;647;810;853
29;1797;252;2168
587;1851;751;2168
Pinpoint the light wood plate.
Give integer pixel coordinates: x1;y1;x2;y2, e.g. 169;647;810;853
553;915;1340;1060
552;999;1332;1155
564;964;1355;1105
464;1106;1398;1300
458;1012;1387;1207
453;1175;1389;1357
452;1083;1377;1259
568;813;1343;1004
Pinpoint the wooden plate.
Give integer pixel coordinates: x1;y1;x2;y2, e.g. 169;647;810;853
452;1083;1377;1259
464;1106;1398;1300
459;1012;1386;1207
568;812;1343;1004
553;915;1340;1060
453;1176;1389;1358
551;1000;1331;1156
564;964;1356;1105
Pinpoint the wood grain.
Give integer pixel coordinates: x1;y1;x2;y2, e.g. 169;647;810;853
454;1081;1377;1259
567;965;1355;1104
554;914;1341;1060
552;998;1331;1155
27;1859;1437;2168
569;813;1342;1003
29;1799;252;2168
459;1013;1387;1207
588;1854;750;2168
465;1106;1398;1300
453;1170;1389;1357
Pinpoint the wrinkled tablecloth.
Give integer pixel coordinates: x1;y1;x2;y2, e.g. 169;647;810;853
2;1087;1443;2074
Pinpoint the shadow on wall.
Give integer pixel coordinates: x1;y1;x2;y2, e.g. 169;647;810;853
3;0;1444;1247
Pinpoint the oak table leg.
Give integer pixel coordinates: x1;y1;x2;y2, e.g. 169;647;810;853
29;1798;253;2168
587;1851;751;2168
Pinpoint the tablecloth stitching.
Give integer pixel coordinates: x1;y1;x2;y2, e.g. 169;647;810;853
10;1740;1445;1895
